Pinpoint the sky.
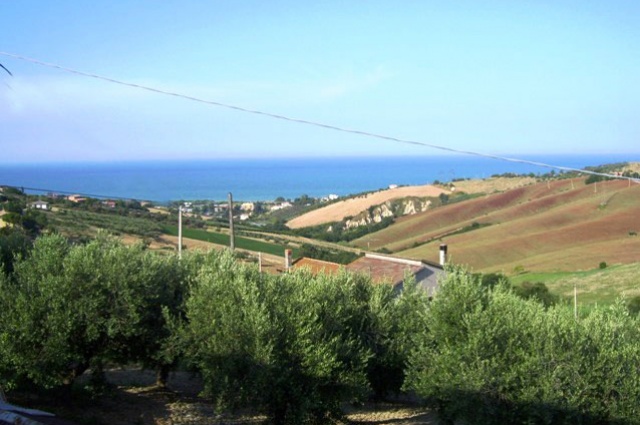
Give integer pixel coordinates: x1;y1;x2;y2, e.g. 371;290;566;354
1;1;639;163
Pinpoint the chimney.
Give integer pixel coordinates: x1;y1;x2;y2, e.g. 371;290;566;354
284;249;293;271
439;244;448;266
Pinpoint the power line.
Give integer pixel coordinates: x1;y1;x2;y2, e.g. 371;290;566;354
1;51;639;184
0;63;11;76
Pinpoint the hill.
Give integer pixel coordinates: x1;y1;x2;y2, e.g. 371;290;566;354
355;178;640;273
286;184;448;229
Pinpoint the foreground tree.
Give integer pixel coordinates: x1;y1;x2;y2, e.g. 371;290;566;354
0;227;32;274
0;233;190;390
405;266;640;425
183;250;373;424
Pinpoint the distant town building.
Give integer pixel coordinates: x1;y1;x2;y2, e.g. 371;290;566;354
321;194;339;202
30;201;50;211
67;195;86;203
213;203;228;213
270;202;293;211
240;202;255;212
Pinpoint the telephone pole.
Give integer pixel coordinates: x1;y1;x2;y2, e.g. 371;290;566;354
178;205;183;260
574;282;578;319
228;192;235;251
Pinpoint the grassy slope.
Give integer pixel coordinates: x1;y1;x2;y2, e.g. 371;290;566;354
511;262;640;305
355;178;640;273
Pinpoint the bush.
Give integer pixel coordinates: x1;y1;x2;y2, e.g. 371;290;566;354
627;296;640;315
298;243;359;265
599;261;608;269
514;281;559;308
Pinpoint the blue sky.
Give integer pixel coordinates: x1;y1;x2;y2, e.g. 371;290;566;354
1;1;639;163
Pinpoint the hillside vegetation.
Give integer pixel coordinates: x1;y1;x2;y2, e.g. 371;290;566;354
356;178;640;273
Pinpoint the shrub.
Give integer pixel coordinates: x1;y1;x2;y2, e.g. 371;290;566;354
513;265;526;274
626;296;640;315
514;281;559;307
599;261;608;269
298;243;359;265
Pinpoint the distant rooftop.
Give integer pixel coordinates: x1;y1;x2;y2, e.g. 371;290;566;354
291;257;341;275
346;253;443;295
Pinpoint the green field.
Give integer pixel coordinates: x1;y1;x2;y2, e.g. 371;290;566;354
510;262;640;305
162;225;297;257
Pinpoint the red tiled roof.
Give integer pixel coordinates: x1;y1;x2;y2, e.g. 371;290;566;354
346;256;423;286
291;257;341;275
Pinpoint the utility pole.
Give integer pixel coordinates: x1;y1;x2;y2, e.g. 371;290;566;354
228;192;235;251
178;205;183;260
574;282;577;319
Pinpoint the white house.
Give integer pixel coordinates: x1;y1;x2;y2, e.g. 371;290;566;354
30;201;50;211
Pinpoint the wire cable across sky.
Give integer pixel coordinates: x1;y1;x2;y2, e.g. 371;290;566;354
1;51;638;184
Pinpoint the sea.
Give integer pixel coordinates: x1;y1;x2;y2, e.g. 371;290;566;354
0;154;636;203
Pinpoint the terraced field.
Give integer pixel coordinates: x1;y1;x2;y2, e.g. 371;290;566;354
355;178;640;273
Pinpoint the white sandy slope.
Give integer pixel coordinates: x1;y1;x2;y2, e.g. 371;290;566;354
287;185;447;229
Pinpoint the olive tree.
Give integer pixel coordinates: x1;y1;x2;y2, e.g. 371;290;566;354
183;250;372;424
405;265;640;425
0;233;191;390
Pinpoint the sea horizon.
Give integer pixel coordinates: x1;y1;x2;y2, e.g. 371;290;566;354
0;153;637;203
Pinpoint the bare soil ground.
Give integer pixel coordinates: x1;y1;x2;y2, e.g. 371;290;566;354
287;185;447;229
358;178;640;272
11;369;439;425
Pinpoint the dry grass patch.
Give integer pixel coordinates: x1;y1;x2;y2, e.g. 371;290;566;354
148;207;170;215
450;176;536;194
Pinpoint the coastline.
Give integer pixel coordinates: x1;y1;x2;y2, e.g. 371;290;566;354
0;154;637;203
